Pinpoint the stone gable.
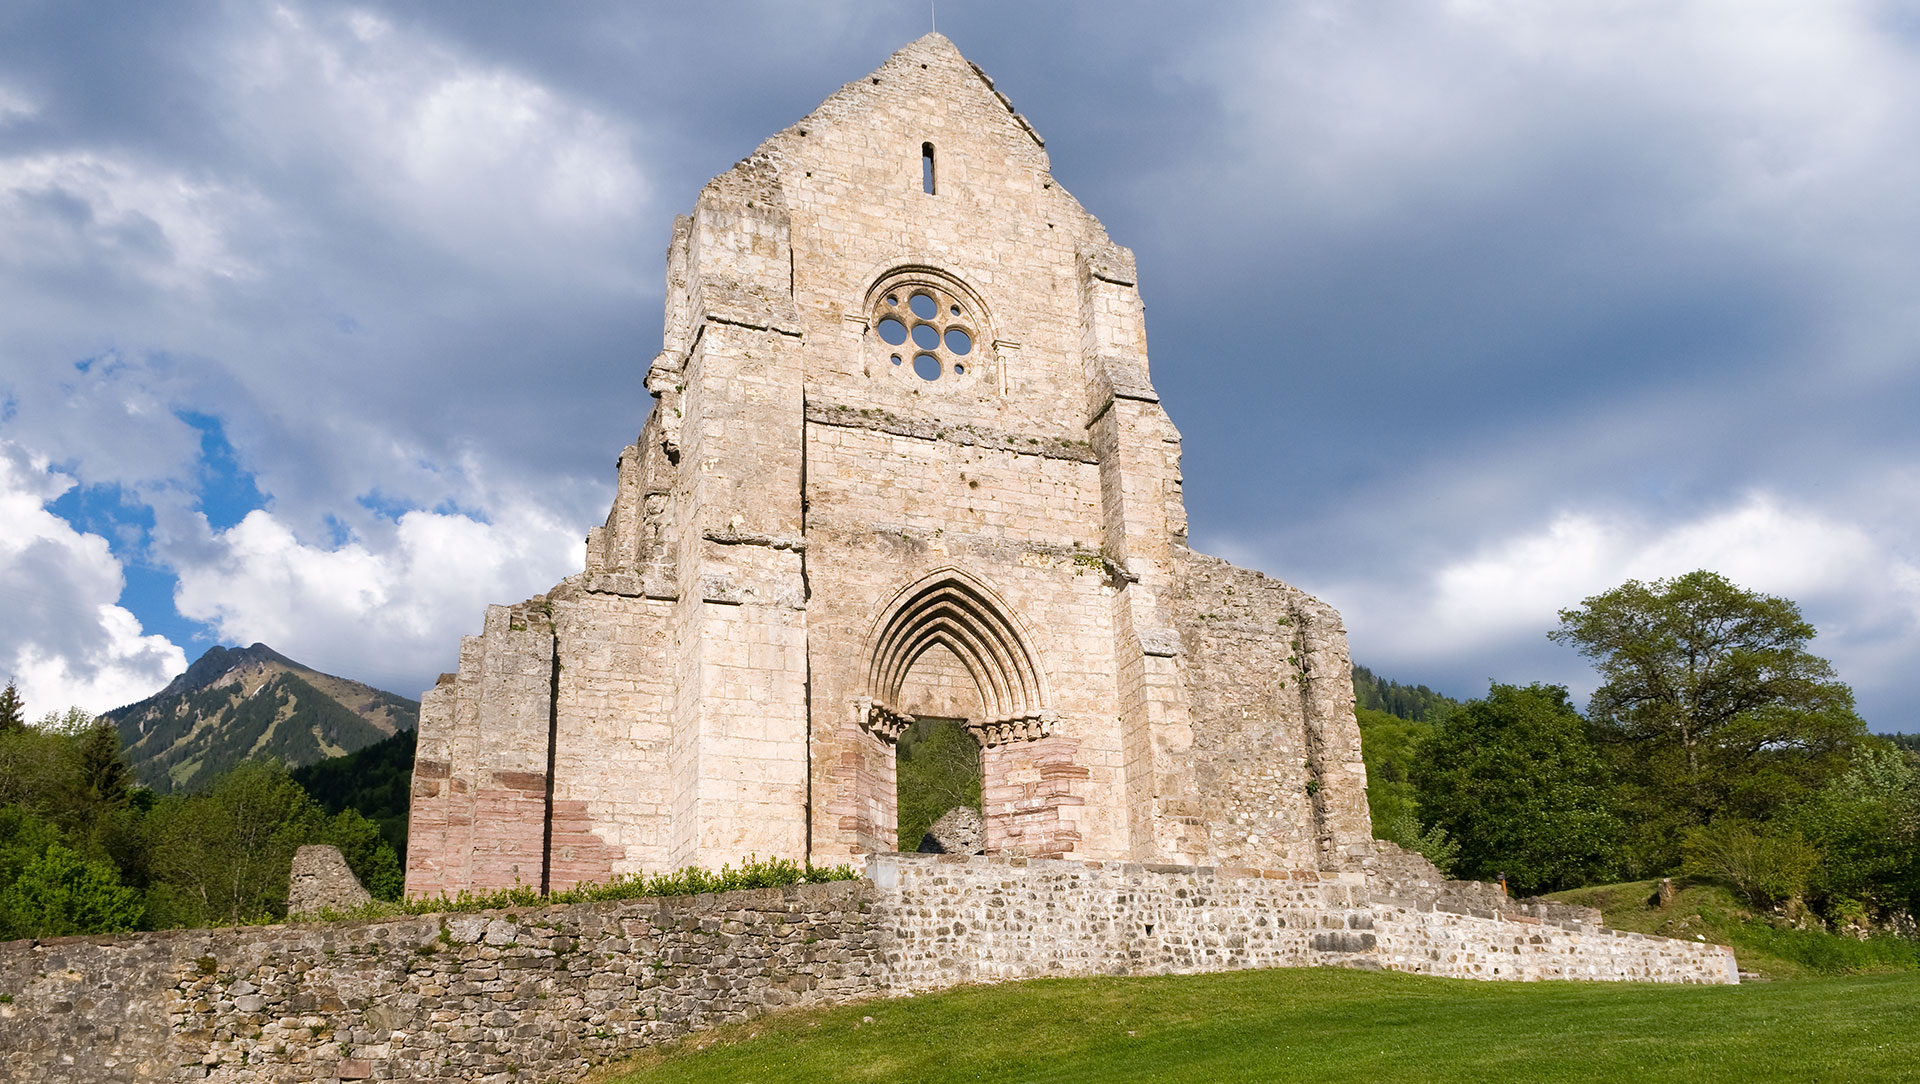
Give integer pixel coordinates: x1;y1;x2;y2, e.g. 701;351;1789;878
405;33;1372;896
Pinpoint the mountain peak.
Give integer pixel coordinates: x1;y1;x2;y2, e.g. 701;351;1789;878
157;642;304;699
105;645;420;792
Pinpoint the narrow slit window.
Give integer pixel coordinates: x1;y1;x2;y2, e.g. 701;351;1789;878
922;142;936;195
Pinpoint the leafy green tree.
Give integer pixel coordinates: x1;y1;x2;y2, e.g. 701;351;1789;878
0;708;141;856
0;679;23;733
292;726;416;856
0;806;68;898
0;721;76;812
1356;706;1458;866
324;807;405;901
1412;684;1623;895
1552;571;1866;866
895;717;982;851
141;760;323;927
0;842;142;938
36;706;99;736
1785;741;1920;916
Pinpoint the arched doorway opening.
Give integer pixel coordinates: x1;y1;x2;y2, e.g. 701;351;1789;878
857;569;1076;856
895;715;980;852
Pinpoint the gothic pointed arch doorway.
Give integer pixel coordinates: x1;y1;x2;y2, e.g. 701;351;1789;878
851;568;1083;857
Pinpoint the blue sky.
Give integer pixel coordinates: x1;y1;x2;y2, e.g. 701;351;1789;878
0;1;1916;731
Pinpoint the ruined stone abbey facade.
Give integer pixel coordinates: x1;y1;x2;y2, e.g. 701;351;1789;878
405;34;1375;897
0;50;1741;1084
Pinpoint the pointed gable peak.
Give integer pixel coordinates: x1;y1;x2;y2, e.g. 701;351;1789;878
886;31;966;68
859;33;1045;150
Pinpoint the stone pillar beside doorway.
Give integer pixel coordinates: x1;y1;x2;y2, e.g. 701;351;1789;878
981;735;1087;859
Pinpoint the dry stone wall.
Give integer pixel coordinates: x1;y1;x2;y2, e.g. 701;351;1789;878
0;880;884;1084
1;855;1734;1083
873;854;1736;989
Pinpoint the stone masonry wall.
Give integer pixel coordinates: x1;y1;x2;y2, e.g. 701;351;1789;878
0;855;1734;1083
873;854;1736;989
0;881;883;1084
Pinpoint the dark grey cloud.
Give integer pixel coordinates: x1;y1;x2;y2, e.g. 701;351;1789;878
0;1;1915;726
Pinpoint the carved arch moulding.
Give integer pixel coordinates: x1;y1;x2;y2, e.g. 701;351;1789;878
855;567;1057;749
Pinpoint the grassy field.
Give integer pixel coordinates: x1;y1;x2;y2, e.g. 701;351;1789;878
589;966;1920;1084
1551;879;1920;979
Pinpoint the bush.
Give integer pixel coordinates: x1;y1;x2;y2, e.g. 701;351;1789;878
1381;808;1459;875
1682;820;1819;908
0;842;142;937
316;855;862;921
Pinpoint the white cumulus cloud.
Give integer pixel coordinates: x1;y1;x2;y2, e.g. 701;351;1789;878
0;442;185;714
227;4;649;272
1330;491;1920;717
172;495;585;698
0;152;267;289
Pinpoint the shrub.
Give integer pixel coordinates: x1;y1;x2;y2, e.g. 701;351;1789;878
0;842;142;937
1382;808;1460;875
1682;820;1819;909
315;855;862;921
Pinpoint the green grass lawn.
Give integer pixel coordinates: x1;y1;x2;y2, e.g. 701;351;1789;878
1551;879;1920;979
590;967;1920;1084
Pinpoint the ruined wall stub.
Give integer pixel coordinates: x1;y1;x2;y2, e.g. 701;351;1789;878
405;34;1375;897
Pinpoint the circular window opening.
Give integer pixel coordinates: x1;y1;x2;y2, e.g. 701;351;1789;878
869;274;985;387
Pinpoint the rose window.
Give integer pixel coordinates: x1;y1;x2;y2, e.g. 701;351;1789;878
874;284;976;384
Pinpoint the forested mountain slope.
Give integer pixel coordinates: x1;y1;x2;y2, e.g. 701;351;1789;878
292;726;417;856
103;643;418;792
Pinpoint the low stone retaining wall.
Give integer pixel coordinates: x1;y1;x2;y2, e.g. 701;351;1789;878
876;856;1736;987
875;856;1373;988
0;880;883;1084
0;855;1735;1083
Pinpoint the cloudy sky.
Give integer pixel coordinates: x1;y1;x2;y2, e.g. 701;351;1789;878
2;1;1916;730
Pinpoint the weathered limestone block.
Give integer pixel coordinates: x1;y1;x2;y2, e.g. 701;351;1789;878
286;845;373;918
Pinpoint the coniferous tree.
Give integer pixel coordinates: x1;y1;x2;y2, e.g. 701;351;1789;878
0;679;24;733
76;722;133;808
